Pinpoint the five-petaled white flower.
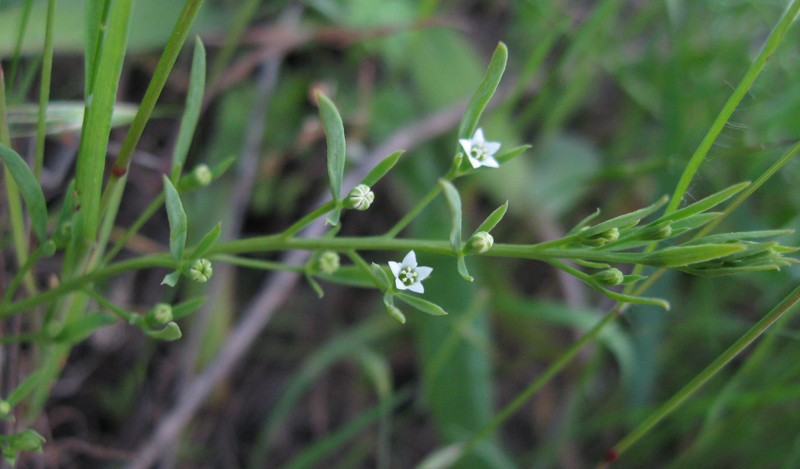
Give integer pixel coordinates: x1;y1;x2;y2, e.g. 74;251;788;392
388;251;433;293
459;128;501;169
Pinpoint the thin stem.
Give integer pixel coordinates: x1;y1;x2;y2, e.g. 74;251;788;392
33;0;57;178
602;283;800;466
281;201;336;238
0;243;48;307
383;184;442;238
101;192;166;266
213;254;305;272
665;0;800;215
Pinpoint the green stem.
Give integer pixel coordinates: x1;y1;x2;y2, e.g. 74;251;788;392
666;0;800;214
281;201;336;238
33;0;57;178
0;243;48;307
383;184;442;238
100;192;166;266
213;254;305;272
603;283;800;465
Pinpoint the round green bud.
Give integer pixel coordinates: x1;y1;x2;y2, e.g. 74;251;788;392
147;303;174;326
0;400;10;416
317;250;340;274
465;231;494;255
193;164;213;187
346;184;375;211
41;240;57;257
579;227;619;246
189;258;213;283
591;268;624;286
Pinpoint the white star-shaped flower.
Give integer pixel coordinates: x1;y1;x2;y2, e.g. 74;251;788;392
459;128;501;169
388;251;433;293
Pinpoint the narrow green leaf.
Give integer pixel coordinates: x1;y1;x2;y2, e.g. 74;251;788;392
161;271;181;287
189;222;221;259
641;244;746;268
53;312;115;344
668;212;721;231
683;229;794;246
172;36;206;179
7;370;45;407
583;195;668;238
371;262;392;289
0;143;47;242
655;182;749;225
143;322;182;341
474;201;508;235
163;176;188;264
457;255;473;282
360;150;403;187
171;296;207;320
494;144;531;165
457;42;508;141
396;293;448;316
316;91;346;203
325;205;342;226
305;272;325;298
568;208;602;235
383;292;405;323
439;179;463;253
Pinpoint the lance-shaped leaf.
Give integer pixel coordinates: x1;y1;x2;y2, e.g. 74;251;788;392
172;37;206;180
371;263;392;289
474;201;508;235
189;222;221;259
568;208;602;236
171;296;207;320
0;143;47;242
360;150;403;187
683;229;794;246
161;271;181;287
396;292;448;316
581;195;668;239
495;144;531;165
143;322;182;341
639;243;746;268
440;179;463;253
457;42;508;142
52;313;115;344
305;271;325;298
653;182;749;224
316;91;346;206
383;292;405;324
163;175;187;264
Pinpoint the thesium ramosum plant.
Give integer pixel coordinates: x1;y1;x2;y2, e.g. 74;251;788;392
2;0;800;467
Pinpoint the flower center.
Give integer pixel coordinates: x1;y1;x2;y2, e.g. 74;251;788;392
471;145;487;161
399;267;418;286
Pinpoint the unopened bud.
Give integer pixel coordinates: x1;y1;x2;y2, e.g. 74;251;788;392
317;251;340;274
638;221;672;240
189;258;213;283
346;184;374;210
146;303;174;326
591;268;624;286
193;164;213;186
579;227;619;246
465;231;494;254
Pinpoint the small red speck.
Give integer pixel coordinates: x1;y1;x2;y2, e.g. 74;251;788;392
111;165;127;177
603;449;618;463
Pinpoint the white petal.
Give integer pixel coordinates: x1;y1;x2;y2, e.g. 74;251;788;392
388;261;401;278
415;266;433;282
459;139;472;154
466;154;482;169
395;278;408;290
407;282;424;293
402;250;417;268
484;141;501;155
482;157;500;168
473;128;485;145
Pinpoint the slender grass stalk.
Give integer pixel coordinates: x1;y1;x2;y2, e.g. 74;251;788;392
7;0;35;89
212;255;305;272
101;193;166;266
600;283;800;466
33;0;57;178
383;184;443;238
281;201;336;238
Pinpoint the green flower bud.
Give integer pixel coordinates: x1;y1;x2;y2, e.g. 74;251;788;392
346;184;375;210
193;164;213;186
146;303;174;326
0;400;10;416
638;221;672;240
41;240;57;257
579;227;619;246
591;268;624;286
465;231;494;255
189;258;213;283
316;250;340;274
